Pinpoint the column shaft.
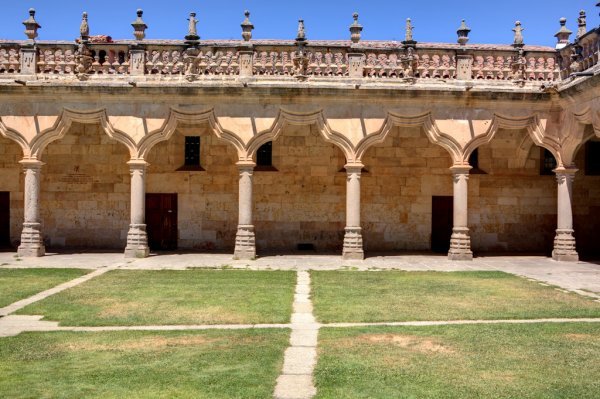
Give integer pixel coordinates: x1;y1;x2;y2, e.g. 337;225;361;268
124;161;150;258
448;165;473;261
234;163;256;260
342;164;364;260
552;168;578;262
17;160;45;257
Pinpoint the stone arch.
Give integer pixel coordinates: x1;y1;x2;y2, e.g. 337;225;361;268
463;114;561;168
28;108;137;159
0;119;29;158
246;109;355;164
355;112;463;165
137;108;246;161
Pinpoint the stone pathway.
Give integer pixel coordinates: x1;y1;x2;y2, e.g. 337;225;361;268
0;265;120;317
274;270;318;399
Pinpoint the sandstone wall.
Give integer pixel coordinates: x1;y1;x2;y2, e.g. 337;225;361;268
40;123;130;248
146;127;239;250
254;125;346;251
361;126;453;251
0;137;24;244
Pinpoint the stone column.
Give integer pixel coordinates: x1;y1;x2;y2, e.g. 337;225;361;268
448;165;473;260
552;167;579;262
17;160;45;257
343;163;364;260
124;160;150;258
234;162;256;260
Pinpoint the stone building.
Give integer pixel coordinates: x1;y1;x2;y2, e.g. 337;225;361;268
0;8;599;261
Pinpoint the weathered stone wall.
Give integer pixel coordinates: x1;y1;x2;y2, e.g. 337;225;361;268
0;137;24;244
146;127;239;250
254;125;346;251
471;129;556;253
40;123;130;248
361;126;453;251
573;137;600;258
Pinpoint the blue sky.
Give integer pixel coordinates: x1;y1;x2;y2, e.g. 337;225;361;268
0;1;596;46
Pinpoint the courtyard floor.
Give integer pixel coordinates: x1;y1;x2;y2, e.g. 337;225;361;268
0;252;599;398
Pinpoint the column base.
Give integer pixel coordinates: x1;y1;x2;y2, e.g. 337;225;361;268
342;227;364;260
234;225;256;260
448;227;473;261
552;229;579;262
17;222;45;257
124;224;150;258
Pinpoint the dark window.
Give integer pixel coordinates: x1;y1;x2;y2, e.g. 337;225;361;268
468;149;486;174
540;148;557;175
185;136;201;166
586;141;600;175
469;149;479;169
257;142;272;167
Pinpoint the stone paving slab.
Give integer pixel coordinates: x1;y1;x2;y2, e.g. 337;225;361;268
274;375;317;399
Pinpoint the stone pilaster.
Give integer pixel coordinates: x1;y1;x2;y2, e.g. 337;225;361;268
348;53;364;78
19;46;38;75
124;160;150;258
448;165;473;260
17;160;45;257
343;163;364;260
239;51;254;77
129;48;146;76
456;54;473;80
234;162;256;260
552;167;579;262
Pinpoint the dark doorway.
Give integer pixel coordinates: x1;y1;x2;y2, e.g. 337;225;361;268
431;196;453;253
145;193;178;251
0;192;9;247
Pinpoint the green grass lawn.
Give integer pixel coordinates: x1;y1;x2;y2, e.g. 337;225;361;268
315;323;600;399
0;268;89;308
17;270;295;326
0;329;288;399
312;271;600;323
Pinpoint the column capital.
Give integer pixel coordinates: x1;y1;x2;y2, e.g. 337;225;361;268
450;164;472;175
236;160;256;172
344;162;364;173
127;159;149;170
553;166;578;175
19;159;44;169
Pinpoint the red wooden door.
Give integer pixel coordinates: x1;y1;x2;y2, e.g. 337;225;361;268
0;192;10;247
431;196;453;253
145;193;178;251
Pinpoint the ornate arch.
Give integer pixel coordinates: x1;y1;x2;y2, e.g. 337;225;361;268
137;108;246;160
245;108;356;162
0;118;30;158
354;112;462;164
28;108;137;158
463;113;562;167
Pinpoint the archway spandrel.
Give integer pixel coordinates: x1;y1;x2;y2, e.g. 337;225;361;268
435;119;493;149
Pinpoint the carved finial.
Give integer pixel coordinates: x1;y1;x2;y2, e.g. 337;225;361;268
131;9;148;41
23;8;41;41
296;19;306;42
349;12;363;44
577;10;587;39
457;20;471;45
80;12;89;41
405;18;414;42
554;17;572;49
513;21;525;47
241;10;254;42
185;12;200;41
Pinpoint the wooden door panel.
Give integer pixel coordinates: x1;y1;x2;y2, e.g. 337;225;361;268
431;196;453;253
145;193;178;251
0;192;9;247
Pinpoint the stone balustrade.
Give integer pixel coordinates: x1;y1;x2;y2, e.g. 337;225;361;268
0;39;560;83
558;27;600;78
